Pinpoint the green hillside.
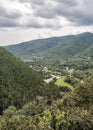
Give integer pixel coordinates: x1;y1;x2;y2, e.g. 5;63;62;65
0;47;60;114
5;32;93;62
1;34;93;129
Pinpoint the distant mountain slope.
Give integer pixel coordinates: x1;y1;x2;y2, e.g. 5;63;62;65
5;32;93;61
0;47;60;113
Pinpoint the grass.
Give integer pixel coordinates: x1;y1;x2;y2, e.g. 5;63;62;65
55;77;74;91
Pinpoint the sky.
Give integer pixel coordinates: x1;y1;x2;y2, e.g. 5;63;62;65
0;0;93;46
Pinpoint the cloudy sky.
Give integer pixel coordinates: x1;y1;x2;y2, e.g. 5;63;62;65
0;0;93;45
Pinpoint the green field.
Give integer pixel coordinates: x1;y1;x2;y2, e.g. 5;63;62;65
55;77;74;91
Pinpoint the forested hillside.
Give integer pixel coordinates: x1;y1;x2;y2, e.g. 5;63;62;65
0;47;60;114
5;32;93;61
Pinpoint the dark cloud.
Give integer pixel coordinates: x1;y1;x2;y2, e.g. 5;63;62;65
29;0;44;5
34;7;56;19
54;0;78;6
33;0;93;26
18;0;44;5
67;13;93;26
0;0;93;29
0;5;22;28
54;0;93;26
0;5;22;19
0;17;19;27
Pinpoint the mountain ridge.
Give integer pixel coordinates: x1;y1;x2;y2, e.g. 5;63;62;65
4;32;93;61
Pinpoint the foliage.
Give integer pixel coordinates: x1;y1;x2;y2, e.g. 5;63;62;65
0;47;61;114
0;76;93;129
5;32;93;62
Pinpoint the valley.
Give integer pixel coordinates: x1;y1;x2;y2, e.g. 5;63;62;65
0;0;93;129
0;32;93;129
4;32;93;92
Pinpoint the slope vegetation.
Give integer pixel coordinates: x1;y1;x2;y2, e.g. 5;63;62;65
0;47;60;114
5;32;93;61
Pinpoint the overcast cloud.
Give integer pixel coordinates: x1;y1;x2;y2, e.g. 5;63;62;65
0;0;93;45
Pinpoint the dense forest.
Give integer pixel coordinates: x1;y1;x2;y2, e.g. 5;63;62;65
0;66;93;129
0;48;60;114
0;31;93;130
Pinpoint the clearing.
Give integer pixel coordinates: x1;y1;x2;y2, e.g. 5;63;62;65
55;77;74;91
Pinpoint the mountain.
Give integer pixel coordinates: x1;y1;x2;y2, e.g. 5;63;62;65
5;32;93;61
0;47;60;114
